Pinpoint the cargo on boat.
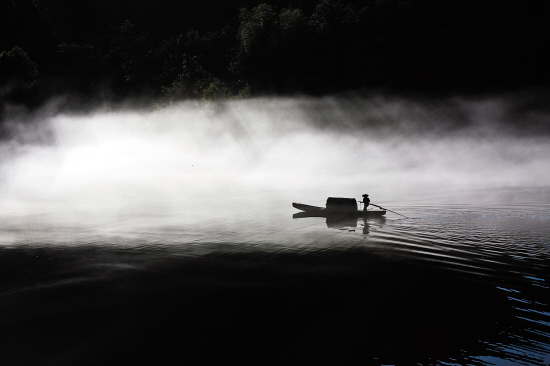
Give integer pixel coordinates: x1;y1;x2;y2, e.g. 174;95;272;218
325;197;358;211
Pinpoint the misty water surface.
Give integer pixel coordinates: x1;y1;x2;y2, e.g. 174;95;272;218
1;93;549;229
0;93;549;365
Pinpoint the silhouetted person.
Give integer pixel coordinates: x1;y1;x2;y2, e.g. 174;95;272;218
362;194;370;211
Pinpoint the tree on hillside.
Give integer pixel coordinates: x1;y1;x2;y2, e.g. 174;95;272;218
0;46;39;91
231;3;278;84
309;0;360;33
162;54;224;103
305;0;363;90
182;27;236;83
105;20;154;93
231;4;312;92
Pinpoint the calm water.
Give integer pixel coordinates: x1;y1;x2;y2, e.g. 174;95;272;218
1;97;549;364
0;193;548;365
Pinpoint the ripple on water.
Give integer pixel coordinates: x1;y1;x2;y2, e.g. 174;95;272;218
376;205;550;365
0;203;549;365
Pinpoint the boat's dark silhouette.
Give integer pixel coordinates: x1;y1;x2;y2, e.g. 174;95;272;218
292;201;386;218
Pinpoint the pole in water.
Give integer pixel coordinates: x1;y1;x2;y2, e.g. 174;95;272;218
370;203;408;218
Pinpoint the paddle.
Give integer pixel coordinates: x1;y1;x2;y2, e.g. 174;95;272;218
369;203;408;218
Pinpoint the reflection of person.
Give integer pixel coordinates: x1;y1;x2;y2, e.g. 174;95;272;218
361;194;370;211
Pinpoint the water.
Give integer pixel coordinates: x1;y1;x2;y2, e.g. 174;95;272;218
0;95;549;365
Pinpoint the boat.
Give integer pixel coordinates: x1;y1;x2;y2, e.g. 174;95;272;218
292;202;386;218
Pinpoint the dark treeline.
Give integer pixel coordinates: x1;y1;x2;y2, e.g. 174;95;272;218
1;0;550;109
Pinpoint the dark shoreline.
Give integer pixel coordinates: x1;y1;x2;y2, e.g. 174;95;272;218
2;0;550;111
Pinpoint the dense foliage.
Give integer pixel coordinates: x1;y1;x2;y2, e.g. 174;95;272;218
1;0;549;108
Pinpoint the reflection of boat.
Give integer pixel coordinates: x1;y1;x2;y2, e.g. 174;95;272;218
292;202;386;218
326;215;358;230
293;201;387;233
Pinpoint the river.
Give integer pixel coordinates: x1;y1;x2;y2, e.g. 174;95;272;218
0;93;549;365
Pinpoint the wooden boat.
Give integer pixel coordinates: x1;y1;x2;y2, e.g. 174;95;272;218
292;202;386;218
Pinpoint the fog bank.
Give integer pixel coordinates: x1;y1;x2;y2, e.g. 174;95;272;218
1;92;549;222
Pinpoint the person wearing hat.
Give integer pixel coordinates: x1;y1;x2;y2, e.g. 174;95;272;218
361;194;370;211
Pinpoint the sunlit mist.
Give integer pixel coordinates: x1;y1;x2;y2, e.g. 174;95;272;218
1;92;550;225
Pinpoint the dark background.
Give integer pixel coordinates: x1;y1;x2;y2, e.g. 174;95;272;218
1;0;550;109
0;245;521;365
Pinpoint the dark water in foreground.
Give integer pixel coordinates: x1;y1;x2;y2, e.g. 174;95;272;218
0;199;549;365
